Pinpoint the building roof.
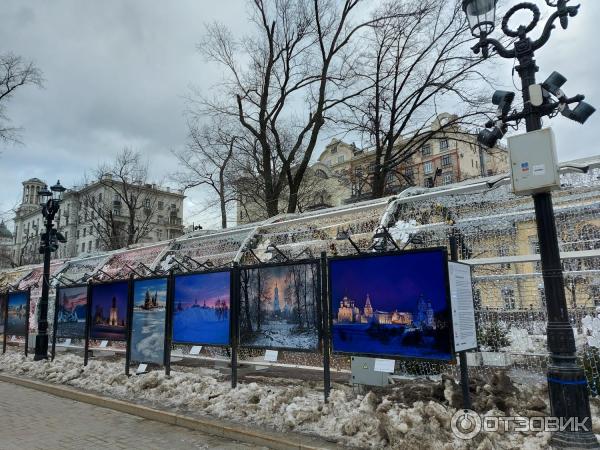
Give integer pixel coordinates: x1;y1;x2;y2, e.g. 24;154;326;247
22;178;45;185
0;221;12;239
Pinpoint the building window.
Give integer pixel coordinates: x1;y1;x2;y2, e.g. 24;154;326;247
158;201;164;210
421;143;432;156
81;243;85;253
440;139;449;151
501;287;516;310
498;245;511;269
442;154;452;167
88;241;92;253
330;147;337;155
473;289;482;309
144;198;151;208
589;285;600;307
98;193;102;202
337;155;345;164
538;285;546;309
424;161;433;174
76;230;80;239
529;237;540;254
95;239;99;249
443;173;453;185
83;228;86;237
404;166;414;177
425;177;434;188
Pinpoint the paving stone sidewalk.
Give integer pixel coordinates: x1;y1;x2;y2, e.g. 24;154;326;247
0;381;264;450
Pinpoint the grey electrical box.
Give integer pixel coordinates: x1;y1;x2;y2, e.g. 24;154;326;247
351;356;391;387
508;128;560;196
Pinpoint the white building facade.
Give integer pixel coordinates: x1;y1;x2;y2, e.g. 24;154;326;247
12;178;185;264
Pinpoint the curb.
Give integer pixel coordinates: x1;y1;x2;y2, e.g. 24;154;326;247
0;374;337;450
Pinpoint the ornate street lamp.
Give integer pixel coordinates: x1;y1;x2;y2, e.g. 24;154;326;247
462;0;497;37
462;1;598;448
34;180;67;361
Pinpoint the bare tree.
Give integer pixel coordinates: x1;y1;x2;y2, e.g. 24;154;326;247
172;118;240;229
0;53;43;144
340;0;494;198
81;149;161;250
199;0;415;217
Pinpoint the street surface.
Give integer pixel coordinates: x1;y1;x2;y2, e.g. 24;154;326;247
0;381;264;450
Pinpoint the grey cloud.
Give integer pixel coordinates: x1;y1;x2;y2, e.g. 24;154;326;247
0;0;598;227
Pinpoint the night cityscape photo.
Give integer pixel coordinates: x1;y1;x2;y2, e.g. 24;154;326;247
330;250;453;360
89;282;129;341
172;271;231;346
6;291;28;336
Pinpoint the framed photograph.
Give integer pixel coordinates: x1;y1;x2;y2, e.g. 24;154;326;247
329;248;454;361
55;285;88;339
89;281;129;341
130;277;168;364
5;290;30;336
172;270;231;346
0;293;6;335
239;259;321;351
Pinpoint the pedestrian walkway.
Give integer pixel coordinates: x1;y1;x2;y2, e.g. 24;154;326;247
0;381;264;450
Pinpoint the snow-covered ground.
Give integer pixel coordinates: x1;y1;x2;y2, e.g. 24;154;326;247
242;320;318;350
1;350;599;449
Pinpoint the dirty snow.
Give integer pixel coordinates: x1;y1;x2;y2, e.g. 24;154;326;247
0;350;595;449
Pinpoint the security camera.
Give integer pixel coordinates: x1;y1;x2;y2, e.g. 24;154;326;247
478;124;506;149
542;71;567;97
562;101;596;124
492;90;515;117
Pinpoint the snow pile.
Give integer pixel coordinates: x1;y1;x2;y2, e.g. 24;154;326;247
0;350;584;449
583;315;600;349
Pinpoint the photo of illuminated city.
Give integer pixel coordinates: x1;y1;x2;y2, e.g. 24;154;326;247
6;291;29;336
330;250;452;360
89;282;129;341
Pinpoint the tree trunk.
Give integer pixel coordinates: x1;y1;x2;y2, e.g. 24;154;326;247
242;272;252;333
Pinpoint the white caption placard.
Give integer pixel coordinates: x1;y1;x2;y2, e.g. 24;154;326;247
99;340;108;348
374;358;395;373
136;363;148;374
189;345;202;355
448;262;478;352
264;350;279;362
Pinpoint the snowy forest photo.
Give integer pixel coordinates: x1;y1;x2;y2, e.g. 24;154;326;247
239;262;321;350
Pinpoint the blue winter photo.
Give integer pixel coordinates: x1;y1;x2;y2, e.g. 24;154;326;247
131;278;167;364
172;271;231;346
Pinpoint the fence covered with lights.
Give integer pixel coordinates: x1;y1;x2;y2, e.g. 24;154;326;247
1;156;599;391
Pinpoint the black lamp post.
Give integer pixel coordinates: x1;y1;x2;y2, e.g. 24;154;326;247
462;1;597;447
33;180;66;361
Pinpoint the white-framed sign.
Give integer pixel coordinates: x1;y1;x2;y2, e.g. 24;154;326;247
448;261;477;352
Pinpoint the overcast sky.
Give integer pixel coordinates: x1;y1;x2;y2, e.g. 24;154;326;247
1;1;599;229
